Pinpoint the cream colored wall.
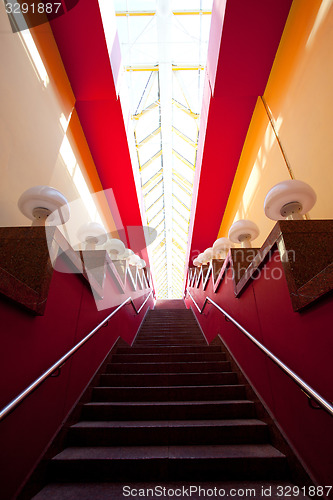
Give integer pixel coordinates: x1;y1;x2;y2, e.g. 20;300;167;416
0;3;117;245
218;0;333;246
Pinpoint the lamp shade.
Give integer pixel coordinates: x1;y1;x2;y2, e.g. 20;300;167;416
202;247;214;262
137;258;146;269
197;252;207;264
119;248;134;260
228;220;259;246
212;237;234;258
264;179;317;220
106;238;126;259
128;254;141;266
77;222;107;247
18;185;70;225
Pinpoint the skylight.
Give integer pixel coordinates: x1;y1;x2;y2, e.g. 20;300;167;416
111;0;212;298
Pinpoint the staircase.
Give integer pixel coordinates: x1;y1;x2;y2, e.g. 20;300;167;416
32;306;302;498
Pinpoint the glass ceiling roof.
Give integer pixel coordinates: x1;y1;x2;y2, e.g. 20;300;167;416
112;0;212;298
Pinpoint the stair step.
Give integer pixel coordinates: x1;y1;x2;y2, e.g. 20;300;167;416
32;481;310;500
99;372;238;387
49;444;288;481
81;400;256;421
67;419;269;446
134;341;207;345
111;353;226;363
116;345;222;354
92;385;246;402
106;361;231;373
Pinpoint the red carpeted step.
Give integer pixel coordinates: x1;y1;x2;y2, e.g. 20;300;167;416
81;400;257;421
99;372;238;387
67;419;269;446
48;444;288;482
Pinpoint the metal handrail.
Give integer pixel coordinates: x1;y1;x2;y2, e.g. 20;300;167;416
187;290;333;418
0;290;153;422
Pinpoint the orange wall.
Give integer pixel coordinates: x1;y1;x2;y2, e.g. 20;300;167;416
218;0;333;245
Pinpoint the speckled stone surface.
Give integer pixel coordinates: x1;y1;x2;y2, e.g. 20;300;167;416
0;226;56;315
189;220;333;312
212;259;224;284
79;250;107;288
230;248;260;285
0;227;108;315
112;259;127;284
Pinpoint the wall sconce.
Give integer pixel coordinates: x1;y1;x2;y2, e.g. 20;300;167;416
119;248;134;260
77;222;107;250
18;185;70;226
212;237;234;259
229;220;260;248
128;254;142;267
202;247;214;263
264;179;317;221
105;238;126;260
137;258;146;269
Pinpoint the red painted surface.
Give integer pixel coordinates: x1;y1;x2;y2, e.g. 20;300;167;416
49;0;149;265
187;0;293;266
185;252;333;487
0;255;153;500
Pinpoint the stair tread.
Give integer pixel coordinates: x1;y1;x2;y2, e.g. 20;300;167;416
32;481;310;500
71;419;267;429
96;384;244;389
53;444;285;461
84;399;254;407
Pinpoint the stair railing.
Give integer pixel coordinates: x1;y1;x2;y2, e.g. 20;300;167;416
0;290;154;422
187;290;333;418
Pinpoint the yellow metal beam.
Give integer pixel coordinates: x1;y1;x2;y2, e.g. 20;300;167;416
172;149;195;171
116;11;155;16
172;217;188;234
173;193;190;212
145;193;164;212
142;168;163;190
172;126;197;147
173;207;190;225
152;238;166;253
127;65;159;72
172;239;186;254
133;101;159;120
172;170;193;191
116;10;211;16
140;150;162;171
143;178;163;198
173;177;192;197
172;99;199;119
137;127;161;148
147;208;164;225
172;65;205;71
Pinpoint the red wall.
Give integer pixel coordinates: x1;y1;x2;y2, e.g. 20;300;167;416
0;255;153;500
185;251;333;487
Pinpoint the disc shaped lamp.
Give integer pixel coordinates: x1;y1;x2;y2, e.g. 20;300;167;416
229;220;260;248
264;179;317;221
77;222;107;250
202;247;214;263
212;237;234;259
105;238;126;260
128;254;141;267
18;185;70;226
